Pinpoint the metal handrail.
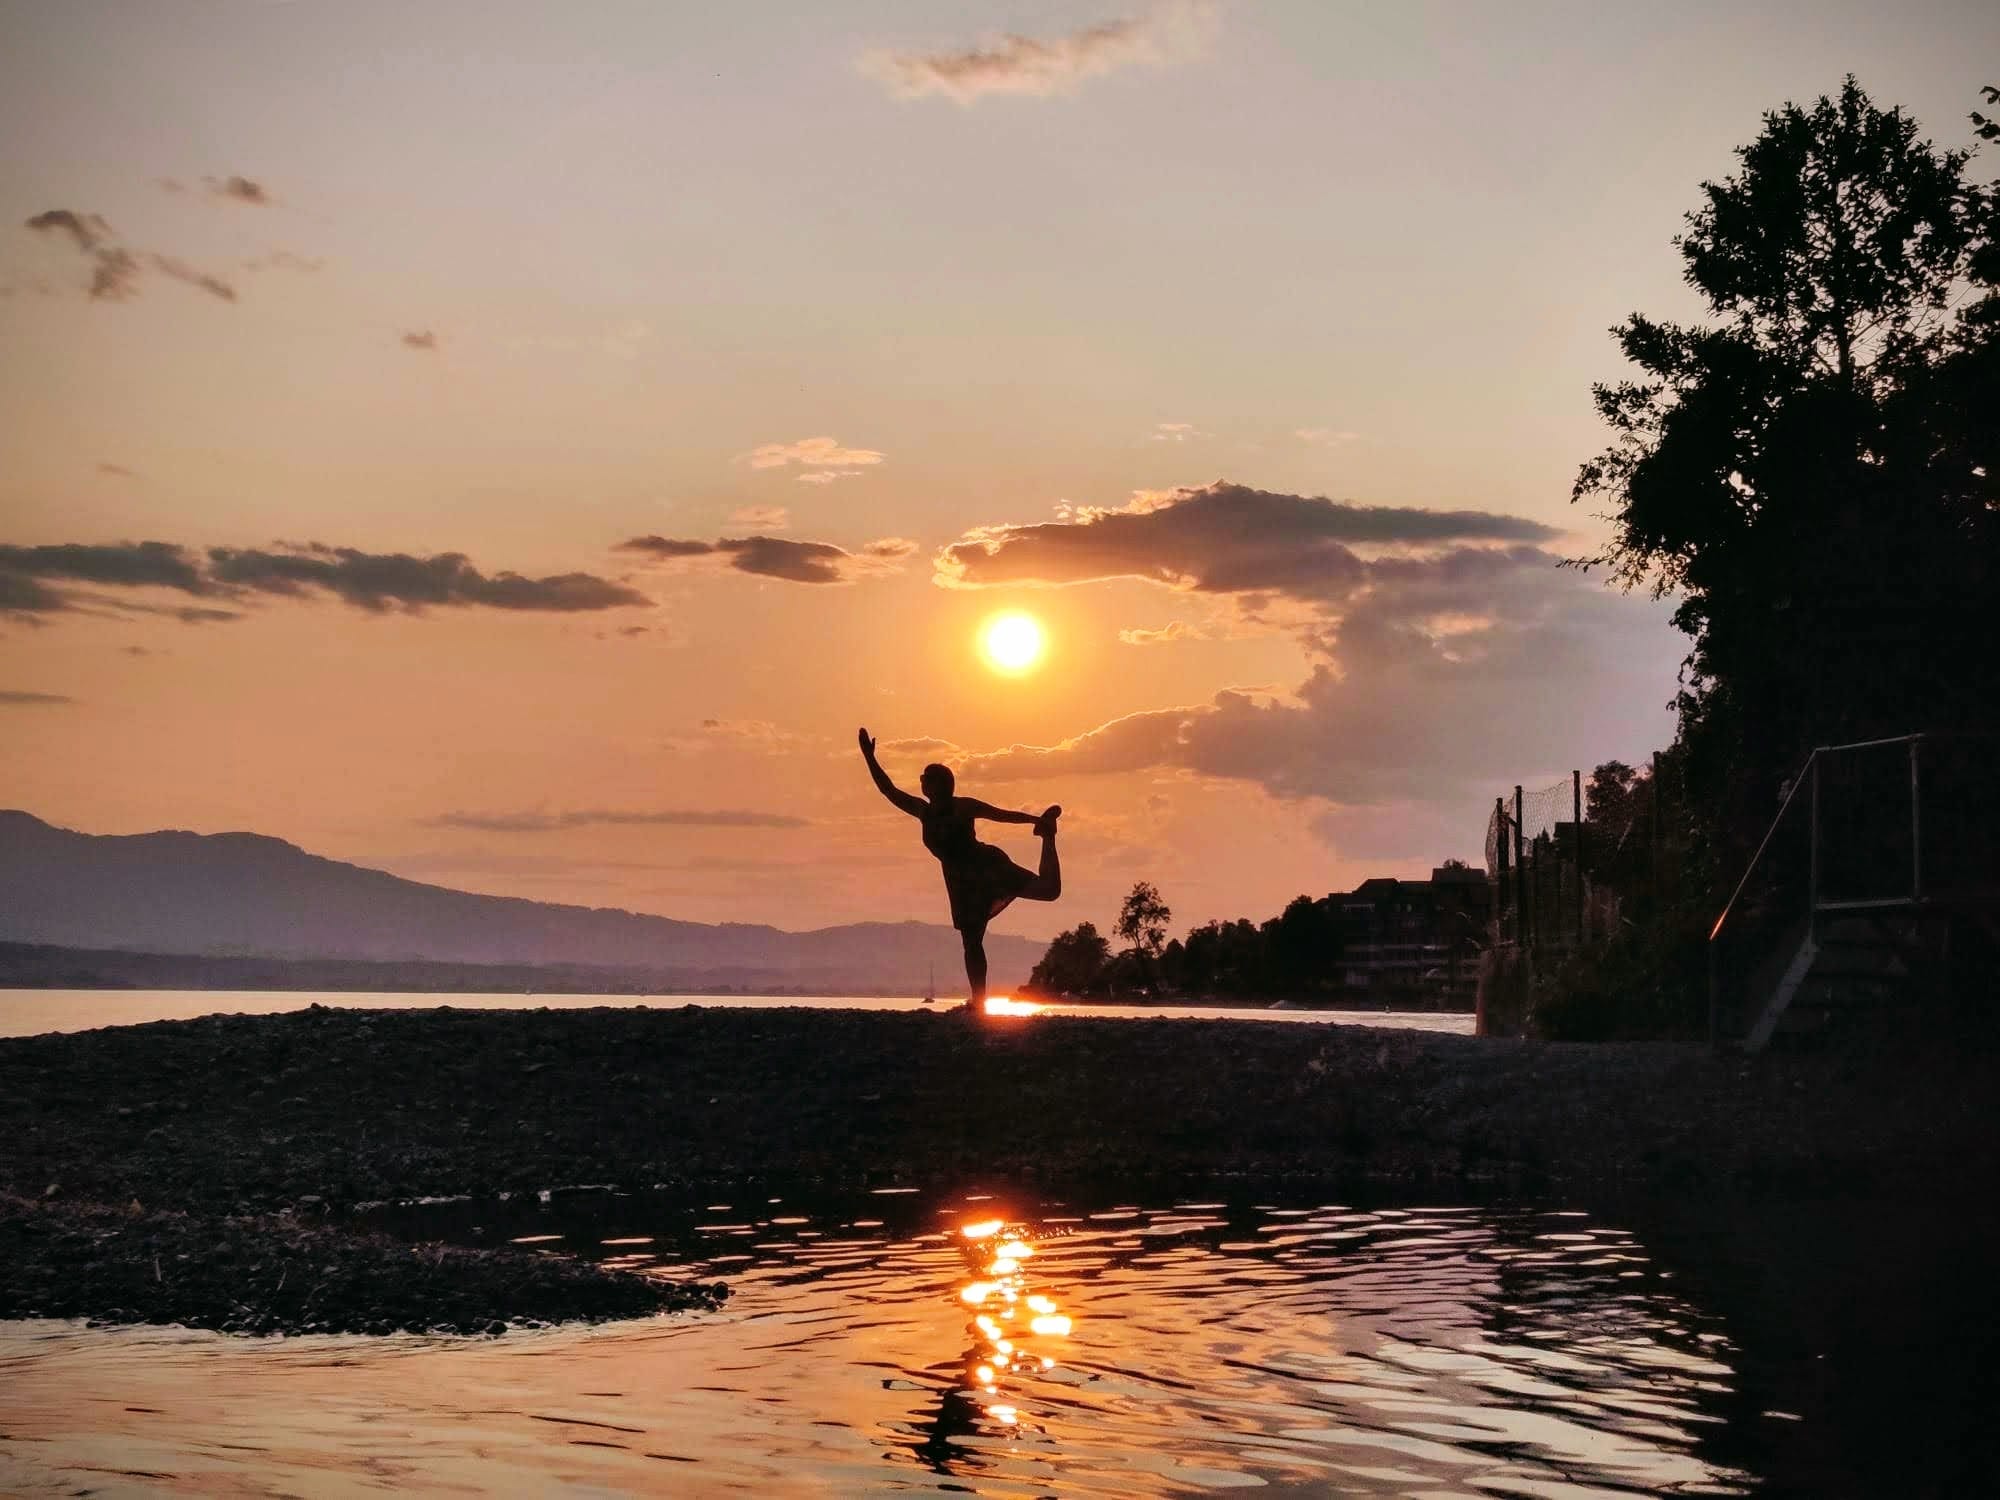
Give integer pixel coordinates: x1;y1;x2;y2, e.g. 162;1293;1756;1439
1707;732;1928;943
1708;753;1817;943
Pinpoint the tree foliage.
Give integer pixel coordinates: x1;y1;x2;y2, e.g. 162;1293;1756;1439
1114;881;1173;959
1025;921;1111;995
1573;78;2000;855
1025;887;1361;1001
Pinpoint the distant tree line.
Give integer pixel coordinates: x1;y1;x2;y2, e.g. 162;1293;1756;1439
1025;880;1365;1002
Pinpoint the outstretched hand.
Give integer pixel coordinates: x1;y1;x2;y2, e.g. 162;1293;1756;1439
857;727;876;758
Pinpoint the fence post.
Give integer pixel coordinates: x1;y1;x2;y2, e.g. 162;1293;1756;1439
1910;735;1923;902
1493;796;1510;945
1572;768;1584;946
1808;755;1820;922
1650;750;1661;894
1514;785;1527;954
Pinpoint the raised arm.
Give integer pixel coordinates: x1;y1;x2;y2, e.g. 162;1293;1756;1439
959;797;1038;825
858;728;926;817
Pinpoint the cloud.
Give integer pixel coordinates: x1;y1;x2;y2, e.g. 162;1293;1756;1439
880;735;962;758
1295;428;1358;447
149;254;236;302
245;250;323;273
936;481;1558;599
617;532;913;585
1118;620;1200;645
795;469;863;485
1151;422;1202;442
401;330;439;351
24;210;112;253
425;807;811;832
863;0;1216;102
744;436;884;470
0;690;73;706
729;505;790;530
204;174;269;205
952;549;1683;808
617;536;716;560
97;462;136;478
2;538;648;619
0;541;210;597
694;718;826;753
25;210;235;303
206;543;650;613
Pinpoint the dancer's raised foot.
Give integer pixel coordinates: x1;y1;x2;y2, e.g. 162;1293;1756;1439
1033;804;1062;839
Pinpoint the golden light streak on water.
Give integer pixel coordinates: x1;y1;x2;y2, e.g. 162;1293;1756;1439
981;996;1044;1017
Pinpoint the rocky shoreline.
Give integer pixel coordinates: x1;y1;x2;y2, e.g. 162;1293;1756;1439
3;1002;1993;1336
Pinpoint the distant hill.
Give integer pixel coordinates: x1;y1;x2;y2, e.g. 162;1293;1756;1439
0;811;1041;993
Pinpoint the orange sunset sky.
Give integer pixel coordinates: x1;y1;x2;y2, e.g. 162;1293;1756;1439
4;1;1995;940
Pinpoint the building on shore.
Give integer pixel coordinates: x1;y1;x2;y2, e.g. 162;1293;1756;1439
1331;865;1491;1007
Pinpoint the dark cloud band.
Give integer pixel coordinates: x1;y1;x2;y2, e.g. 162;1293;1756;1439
936;481;1558;600
1;539;649;619
618;532;911;585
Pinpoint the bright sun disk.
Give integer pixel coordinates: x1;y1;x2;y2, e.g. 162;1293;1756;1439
980;612;1045;674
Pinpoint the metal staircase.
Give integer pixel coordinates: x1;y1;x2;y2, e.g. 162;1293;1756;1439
1709;733;1999;1051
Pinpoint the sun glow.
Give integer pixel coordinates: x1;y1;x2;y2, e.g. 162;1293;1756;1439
979;612;1046;675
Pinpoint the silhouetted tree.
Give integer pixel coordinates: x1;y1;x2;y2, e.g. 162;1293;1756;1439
1573;77;2000;868
1024;921;1111;995
1115;882;1172;959
1263;895;1342;992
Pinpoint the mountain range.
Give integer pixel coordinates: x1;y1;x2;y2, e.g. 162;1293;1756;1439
0;811;1041;992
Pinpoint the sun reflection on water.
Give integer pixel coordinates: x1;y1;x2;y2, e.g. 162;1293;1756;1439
953;1212;1071;1431
981;995;1044;1017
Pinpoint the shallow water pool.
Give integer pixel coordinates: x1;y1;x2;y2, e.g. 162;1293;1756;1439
1;1189;1783;1497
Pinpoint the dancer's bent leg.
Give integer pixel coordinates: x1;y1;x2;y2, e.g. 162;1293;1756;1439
1024;805;1062;902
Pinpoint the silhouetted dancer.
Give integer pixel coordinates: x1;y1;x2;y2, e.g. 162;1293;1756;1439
859;728;1060;1010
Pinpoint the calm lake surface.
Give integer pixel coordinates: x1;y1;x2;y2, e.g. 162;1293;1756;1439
3;1186;1773;1497
0;989;1476;1039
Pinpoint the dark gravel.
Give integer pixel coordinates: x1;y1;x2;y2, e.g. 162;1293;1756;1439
3;1002;1993;1334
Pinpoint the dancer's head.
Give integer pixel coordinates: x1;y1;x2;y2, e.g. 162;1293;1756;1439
920;763;955;803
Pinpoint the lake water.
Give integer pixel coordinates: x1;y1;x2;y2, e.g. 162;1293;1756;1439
0;989;1476;1040
1;1186;1767;1497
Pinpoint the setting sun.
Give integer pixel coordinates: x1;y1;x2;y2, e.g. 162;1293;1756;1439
980;613;1046;675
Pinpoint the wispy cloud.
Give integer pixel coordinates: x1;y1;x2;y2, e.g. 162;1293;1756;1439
795;469;863;485
0;690;74;706
24;210;111;253
205;543;648;613
245;250;323;274
97;462;136;479
204;174;269;205
1151;422;1202;443
617;532;913;586
862;1;1216;103
744;436;884;471
149;254;236;302
400;330;439;352
24;209;237;303
425;807;810;832
1;538;650;619
1118;620;1201;645
729;505;791;530
1296;427;1358;447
